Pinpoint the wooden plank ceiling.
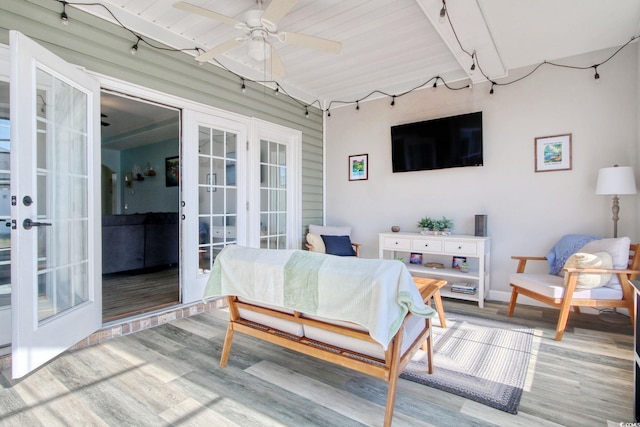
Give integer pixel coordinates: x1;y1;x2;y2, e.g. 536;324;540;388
73;0;640;107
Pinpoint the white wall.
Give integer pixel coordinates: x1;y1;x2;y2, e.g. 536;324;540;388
325;46;639;302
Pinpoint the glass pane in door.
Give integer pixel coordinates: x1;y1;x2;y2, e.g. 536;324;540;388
198;126;237;273
36;68;89;322
259;139;287;249
0;81;10;311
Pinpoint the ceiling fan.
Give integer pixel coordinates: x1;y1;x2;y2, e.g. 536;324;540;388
173;0;342;77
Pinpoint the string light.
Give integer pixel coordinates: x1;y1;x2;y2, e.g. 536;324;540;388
390;95;395;107
130;37;140;55
241;78;246;93
53;0;640;119
470;52;476;74
439;0;447;24
60;1;69;25
305;106;309;118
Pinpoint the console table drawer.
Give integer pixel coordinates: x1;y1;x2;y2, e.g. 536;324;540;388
383;237;411;250
444;241;477;256
411;238;443;253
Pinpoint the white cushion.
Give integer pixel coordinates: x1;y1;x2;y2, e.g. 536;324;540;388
578;237;630;269
306;233;326;253
308;224;352;236
237;298;304;337
510;273;622;300
562;252;612;289
302;313;426;359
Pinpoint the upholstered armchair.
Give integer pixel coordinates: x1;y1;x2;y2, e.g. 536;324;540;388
305;224;361;257
508;236;640;341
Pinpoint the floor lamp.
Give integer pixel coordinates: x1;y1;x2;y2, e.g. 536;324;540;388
595;164;637;323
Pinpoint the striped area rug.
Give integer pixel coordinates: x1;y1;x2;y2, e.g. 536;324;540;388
401;311;535;414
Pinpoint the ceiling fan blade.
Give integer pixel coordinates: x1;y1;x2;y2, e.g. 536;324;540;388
280;32;342;54
261;0;299;26
269;47;286;77
173;1;241;26
196;38;244;62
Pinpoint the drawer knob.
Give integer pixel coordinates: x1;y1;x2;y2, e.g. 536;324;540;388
458;246;462;249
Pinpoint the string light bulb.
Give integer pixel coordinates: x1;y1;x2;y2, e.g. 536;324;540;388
241;78;246;93
593;65;600;80
470;52;476;74
432;77;438;91
130;37;140;55
274;86;279;95
356;101;359;111
305;106;309;118
489;82;495;95
390;95;396;107
439;0;447;23
60;1;69;25
327;109;331;117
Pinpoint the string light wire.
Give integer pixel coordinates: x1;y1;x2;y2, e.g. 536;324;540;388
54;0;640;115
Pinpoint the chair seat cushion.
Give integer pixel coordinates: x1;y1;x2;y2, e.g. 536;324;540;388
510;273;623;300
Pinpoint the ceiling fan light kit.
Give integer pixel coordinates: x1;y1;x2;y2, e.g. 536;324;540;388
174;0;342;76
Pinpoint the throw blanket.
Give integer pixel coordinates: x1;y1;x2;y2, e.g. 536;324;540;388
546;234;600;275
203;245;435;349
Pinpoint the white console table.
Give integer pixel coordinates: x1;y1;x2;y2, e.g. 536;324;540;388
379;232;491;308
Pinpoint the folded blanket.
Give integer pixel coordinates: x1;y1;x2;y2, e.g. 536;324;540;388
546;234;600;275
203;245;435;349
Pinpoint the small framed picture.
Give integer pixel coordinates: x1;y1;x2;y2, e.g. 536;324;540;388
535;134;572;172
165;156;180;187
349;154;368;181
410;253;423;264
452;256;467;269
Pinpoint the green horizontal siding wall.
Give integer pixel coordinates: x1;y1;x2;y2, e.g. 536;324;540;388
0;0;324;243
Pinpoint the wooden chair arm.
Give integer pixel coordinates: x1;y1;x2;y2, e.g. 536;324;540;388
564;267;640;276
511;256;548;273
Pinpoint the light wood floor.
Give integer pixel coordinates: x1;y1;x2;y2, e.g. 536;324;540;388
102;268;180;322
0;299;634;426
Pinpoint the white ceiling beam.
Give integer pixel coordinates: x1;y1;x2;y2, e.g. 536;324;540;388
415;0;507;84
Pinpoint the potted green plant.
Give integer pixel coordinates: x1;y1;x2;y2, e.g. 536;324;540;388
459;261;470;273
417;216;435;234
433;217;454;234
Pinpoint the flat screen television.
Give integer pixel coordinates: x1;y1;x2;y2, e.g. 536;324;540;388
391;111;483;172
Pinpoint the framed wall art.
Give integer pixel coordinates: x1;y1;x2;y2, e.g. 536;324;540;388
349;154;368;181
535;134;572;172
165;156;180;187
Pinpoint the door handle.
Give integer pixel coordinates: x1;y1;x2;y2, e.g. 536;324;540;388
23;218;52;230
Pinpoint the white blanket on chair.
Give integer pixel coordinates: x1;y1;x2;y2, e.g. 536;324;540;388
203;245;435;349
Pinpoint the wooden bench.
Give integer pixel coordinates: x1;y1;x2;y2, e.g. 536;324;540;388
219;277;446;427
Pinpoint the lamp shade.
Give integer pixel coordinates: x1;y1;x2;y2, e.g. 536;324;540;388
595;166;637;195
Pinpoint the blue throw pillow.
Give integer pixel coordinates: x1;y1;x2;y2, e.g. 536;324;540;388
321;235;356;256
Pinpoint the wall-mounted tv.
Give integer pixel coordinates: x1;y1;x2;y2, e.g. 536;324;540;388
391;111;483;172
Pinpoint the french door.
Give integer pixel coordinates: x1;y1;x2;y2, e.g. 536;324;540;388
10;31;101;378
182;110;247;303
182;113;301;303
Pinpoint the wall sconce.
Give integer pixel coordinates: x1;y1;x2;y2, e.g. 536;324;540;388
124;172;133;187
